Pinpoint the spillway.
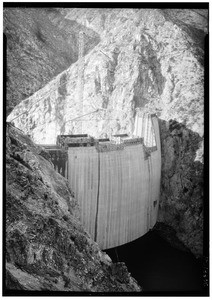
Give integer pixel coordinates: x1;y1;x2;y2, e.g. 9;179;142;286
42;113;161;249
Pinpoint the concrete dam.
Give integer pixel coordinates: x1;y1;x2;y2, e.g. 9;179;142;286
42;113;161;250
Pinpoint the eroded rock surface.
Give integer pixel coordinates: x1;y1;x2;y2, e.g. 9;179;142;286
6;124;141;292
7;8;207;142
158;119;204;257
4;7;100;116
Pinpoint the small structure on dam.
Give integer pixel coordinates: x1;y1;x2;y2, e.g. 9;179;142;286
41;113;161;250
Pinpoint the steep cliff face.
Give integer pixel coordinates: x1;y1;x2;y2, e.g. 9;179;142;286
158;119;204;257
6;8;207;257
4;7;100;115
7;8;207;140
6;124;141;292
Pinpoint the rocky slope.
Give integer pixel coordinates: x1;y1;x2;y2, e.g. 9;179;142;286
7;8;207;141
6;8;207;257
158;119;204;257
4;7;100;116
5;123;141;292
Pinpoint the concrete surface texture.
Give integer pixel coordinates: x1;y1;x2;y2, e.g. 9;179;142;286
67;114;161;249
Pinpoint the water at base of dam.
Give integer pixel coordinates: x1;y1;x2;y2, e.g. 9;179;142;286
105;230;206;295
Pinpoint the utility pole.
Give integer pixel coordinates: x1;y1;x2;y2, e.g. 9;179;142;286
77;29;85;134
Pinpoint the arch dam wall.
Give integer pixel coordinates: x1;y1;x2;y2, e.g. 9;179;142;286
42;114;161;250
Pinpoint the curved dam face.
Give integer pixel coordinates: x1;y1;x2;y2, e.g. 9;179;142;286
66;114;161;249
41;113;161;249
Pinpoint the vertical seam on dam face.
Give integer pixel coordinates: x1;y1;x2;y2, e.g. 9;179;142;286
147;156;150;229
94;150;100;242
49;114;161;249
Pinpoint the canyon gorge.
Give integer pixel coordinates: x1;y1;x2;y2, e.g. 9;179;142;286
5;6;208;294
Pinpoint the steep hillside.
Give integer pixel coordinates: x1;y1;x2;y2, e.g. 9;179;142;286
5;123;141;292
4;7;100;115
7;8;208;257
8;8;207;140
158;119;204;257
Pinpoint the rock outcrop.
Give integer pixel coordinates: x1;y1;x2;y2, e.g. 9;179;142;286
5;123;141;292
4;7;100;116
6;8;207;257
7;8;207;141
158;119;204;257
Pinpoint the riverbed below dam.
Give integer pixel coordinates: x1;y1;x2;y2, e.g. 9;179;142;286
105;230;205;295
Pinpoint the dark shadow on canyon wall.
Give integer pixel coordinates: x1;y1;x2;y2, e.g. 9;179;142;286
4;7;100;116
156;117;207;260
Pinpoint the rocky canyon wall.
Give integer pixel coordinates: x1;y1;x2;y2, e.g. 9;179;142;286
4;7;100;115
7;9;206;140
5;123;141;292
158;119;204;257
6;8;208;257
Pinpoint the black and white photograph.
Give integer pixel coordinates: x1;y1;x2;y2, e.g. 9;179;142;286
3;2;209;296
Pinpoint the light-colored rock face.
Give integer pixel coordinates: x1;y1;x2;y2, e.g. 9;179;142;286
8;8;206;143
